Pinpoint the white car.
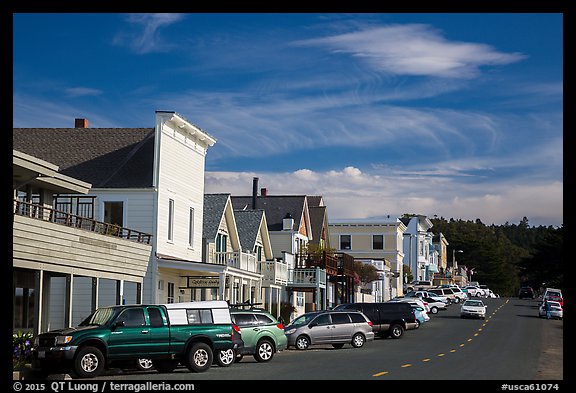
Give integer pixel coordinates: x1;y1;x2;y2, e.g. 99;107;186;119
391;298;430;313
405;291;449;305
539;300;563;319
460;299;487;319
463;285;485;297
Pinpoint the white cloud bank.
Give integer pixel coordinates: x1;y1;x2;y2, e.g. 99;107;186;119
205;166;563;227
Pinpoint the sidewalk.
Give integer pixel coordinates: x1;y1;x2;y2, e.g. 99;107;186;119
535;318;563;380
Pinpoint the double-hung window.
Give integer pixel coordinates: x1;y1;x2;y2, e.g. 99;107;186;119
373;235;384;250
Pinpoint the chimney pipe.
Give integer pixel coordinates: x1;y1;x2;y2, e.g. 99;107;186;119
75;118;89;128
261;188;268;197
252;177;259;209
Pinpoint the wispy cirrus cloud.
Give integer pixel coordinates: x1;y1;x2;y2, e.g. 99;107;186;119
294;24;527;78
64;87;103;97
113;13;186;54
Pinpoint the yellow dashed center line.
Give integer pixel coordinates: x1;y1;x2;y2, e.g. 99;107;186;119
370;299;507;378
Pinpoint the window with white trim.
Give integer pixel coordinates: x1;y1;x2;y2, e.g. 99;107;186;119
373;234;384;250
189;207;195;247
340;234;351;250
168;199;174;242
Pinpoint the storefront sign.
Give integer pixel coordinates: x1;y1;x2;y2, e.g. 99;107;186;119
187;277;220;288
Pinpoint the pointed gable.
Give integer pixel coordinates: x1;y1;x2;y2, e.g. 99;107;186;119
203;194;241;250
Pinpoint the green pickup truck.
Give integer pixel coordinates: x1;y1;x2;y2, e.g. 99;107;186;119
31;301;242;378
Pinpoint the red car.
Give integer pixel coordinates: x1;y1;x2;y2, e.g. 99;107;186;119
545;294;563;307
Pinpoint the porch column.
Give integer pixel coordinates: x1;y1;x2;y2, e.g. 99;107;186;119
116;280;125;305
64;274;74;328
33;270;44;337
40;272;51;333
219;272;227;301
91;277;99;312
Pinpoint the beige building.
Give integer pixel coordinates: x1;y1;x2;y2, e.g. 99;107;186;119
328;217;407;299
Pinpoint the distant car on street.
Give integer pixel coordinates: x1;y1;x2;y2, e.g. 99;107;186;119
518;287;535;299
460;299;487;319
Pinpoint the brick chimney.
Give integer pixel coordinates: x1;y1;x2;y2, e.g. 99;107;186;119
261;188;268;197
75;118;89;128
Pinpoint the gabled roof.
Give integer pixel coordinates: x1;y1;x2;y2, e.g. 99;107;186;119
203;194;233;241
308;206;328;246
231;195;308;232
234;209;265;252
12;127;155;188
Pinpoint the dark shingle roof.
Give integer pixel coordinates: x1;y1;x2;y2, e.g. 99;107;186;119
234;210;265;252
203;194;230;241
231;195;306;232
308;206;327;246
12;128;155;188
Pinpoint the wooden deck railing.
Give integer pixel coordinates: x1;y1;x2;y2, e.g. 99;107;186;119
13;199;152;244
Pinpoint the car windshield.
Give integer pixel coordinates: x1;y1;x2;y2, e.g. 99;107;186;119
288;312;321;327
464;300;484;307
79;307;116;326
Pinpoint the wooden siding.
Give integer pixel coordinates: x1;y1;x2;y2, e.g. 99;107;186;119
91;190;156;237
13;215;151;281
155;124;206;262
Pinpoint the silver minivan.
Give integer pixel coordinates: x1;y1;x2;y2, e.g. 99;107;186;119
284;310;375;350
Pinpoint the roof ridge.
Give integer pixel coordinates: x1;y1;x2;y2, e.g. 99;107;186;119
99;129;155;187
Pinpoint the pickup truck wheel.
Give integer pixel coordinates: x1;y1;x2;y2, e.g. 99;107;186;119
136;358;154;371
152;359;178;373
72;346;105;378
185;342;213;373
254;339;274;362
215;349;235;367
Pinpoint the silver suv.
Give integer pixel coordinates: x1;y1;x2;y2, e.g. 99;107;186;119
284;310;375;350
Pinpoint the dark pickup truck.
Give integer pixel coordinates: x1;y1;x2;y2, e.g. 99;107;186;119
32;301;242;378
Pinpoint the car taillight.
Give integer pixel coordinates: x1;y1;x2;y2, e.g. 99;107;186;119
276;323;284;330
232;324;241;337
367;321;373;327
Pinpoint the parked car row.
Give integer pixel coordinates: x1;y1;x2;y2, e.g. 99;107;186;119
538;287;564;320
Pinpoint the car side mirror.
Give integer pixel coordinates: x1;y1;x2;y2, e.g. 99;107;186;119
309;322;318;328
113;320;125;329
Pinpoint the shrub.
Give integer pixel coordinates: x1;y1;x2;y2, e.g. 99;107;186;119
13;331;33;371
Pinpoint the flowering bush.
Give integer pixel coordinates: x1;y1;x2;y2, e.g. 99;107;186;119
13;331;33;371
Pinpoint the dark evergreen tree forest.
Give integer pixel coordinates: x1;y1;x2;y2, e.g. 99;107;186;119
428;216;563;296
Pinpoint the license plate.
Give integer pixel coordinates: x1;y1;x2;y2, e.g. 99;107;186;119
38;351;45;359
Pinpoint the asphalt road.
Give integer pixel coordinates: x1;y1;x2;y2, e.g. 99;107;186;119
84;296;562;382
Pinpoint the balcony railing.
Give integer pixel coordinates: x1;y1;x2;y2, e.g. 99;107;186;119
13;199;152;244
259;260;288;286
213;251;258;273
288;267;326;288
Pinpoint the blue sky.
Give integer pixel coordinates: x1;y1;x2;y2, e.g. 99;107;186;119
12;13;563;227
